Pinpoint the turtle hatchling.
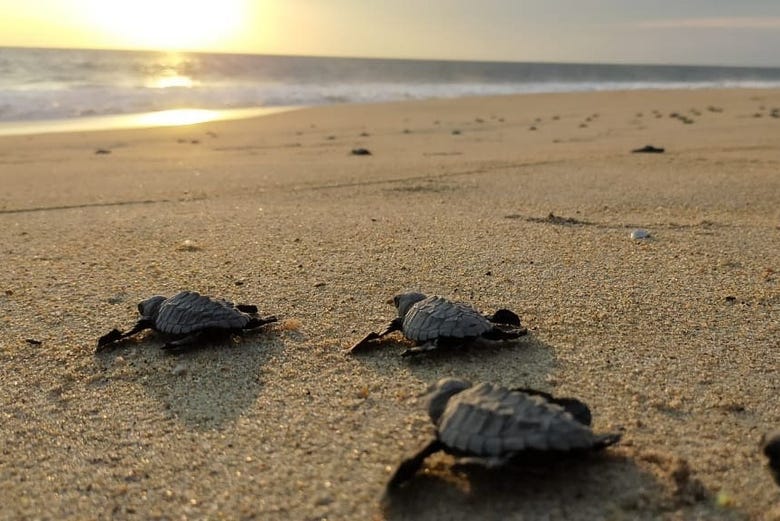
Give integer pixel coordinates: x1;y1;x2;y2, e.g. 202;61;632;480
387;378;621;489
96;291;277;352
761;430;780;486
349;292;527;356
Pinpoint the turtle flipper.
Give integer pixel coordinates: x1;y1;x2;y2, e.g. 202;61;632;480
592;433;622;450
162;332;205;352
96;320;152;352
387;439;443;489
348;319;402;353
452;455;511;469
236;304;259;314
482;323;528;341
482;308;527;340
245;315;278;329
400;339;442;357
510;388;593;426
486;308;521;326
96;329;124;350
349;332;383;353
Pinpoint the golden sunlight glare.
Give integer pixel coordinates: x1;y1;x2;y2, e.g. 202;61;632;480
134;109;220;126
86;0;246;50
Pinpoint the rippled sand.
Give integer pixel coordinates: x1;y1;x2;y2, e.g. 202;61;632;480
1;89;779;520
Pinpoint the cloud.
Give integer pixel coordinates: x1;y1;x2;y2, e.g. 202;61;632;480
639;17;780;29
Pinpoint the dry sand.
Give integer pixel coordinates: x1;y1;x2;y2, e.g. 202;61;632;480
0;88;778;520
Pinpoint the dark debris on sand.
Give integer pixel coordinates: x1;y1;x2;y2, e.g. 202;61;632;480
522;213;592;226
632;145;665;154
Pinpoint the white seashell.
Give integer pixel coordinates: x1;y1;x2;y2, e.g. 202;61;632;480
630;229;651;240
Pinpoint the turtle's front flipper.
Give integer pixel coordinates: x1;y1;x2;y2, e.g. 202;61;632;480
96;329;124;350
387;439;443;489
349;332;382;353
348;319;401;353
96;320;152;352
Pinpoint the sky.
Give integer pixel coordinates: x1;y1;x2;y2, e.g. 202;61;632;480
1;0;779;67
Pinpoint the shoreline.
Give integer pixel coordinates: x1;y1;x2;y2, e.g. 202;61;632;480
0;85;778;137
1;87;778;520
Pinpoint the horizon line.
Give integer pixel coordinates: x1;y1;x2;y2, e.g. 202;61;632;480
2;44;779;71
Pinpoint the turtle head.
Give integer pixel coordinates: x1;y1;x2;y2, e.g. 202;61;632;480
393;292;427;318
425;378;472;423
137;295;166;320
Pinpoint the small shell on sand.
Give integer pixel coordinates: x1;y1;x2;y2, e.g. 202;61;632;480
176;239;202;251
631;229;651;240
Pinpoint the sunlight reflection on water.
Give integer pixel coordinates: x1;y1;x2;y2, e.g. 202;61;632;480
146;75;195;89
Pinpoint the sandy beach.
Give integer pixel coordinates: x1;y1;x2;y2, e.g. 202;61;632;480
1;88;778;520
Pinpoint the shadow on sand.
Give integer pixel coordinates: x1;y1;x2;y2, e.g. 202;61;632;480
93;331;282;430
348;332;556;392
380;450;709;520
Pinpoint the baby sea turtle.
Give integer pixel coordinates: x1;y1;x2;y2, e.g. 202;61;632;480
761;430;780;486
96;291;277;352
349;292;526;356
388;378;621;489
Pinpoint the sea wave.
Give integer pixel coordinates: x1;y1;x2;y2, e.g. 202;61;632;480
2;47;780;122
3;80;780;122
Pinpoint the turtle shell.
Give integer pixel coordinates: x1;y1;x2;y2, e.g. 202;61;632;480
152;291;252;335
436;382;610;456
402;296;492;342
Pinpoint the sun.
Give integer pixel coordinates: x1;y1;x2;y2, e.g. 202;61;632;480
86;0;246;51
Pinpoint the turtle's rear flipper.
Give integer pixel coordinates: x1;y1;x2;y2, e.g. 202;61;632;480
452;455;511;469
486;308;521;326
482;324;528;340
592;433;622;450
245;315;278;329
401;339;444;356
236;304;259;314
483;309;528;340
387;439;443;490
162;333;204;352
511;388;593;426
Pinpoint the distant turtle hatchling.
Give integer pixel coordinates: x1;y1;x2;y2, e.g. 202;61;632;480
96;291;277;352
349;292;527;356
761;430;780;486
388;378;621;489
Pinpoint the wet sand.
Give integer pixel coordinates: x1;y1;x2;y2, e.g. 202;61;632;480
0;88;779;520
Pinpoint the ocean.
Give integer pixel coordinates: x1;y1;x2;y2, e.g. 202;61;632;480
2;46;780;132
